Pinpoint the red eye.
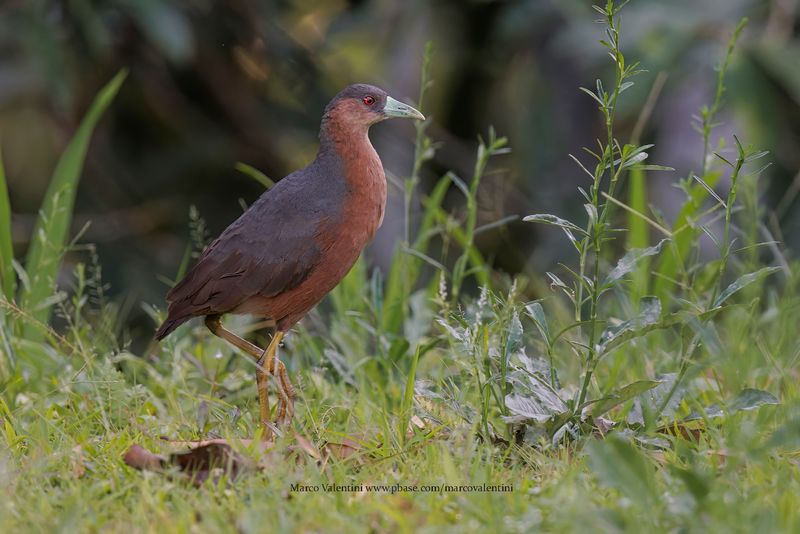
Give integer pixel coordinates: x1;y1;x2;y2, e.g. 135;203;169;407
363;95;375;106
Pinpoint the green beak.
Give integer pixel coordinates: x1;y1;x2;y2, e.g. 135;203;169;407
383;96;425;120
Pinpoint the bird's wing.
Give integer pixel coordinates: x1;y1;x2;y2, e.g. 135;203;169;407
162;177;328;322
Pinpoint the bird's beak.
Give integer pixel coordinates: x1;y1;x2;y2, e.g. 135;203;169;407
383;96;425;121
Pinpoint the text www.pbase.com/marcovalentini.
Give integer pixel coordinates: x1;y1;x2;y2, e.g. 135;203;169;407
290;483;513;494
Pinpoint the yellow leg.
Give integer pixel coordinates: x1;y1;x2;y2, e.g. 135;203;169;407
259;331;295;429
256;332;283;438
276;361;295;425
205;315;294;440
205;315;262;360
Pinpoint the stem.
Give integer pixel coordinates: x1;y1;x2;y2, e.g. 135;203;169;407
710;153;744;304
576;3;625;408
450;130;507;301
404;43;433;246
653;327;700;419
701;18;747;177
577;250;602;407
656;147;745;420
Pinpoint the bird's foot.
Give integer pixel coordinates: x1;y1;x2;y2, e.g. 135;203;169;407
255;353;273;442
273;359;295;427
255;331;295;439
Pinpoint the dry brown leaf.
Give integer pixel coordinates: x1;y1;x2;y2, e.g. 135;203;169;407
404;415;428;439
123;440;253;486
71;445;87;478
409;415;426;431
322;437;364;461
292;433;321;460
656;421;704;442
124;432;376;486
124;433;350;485
704;449;730;467
646;450;667;465
123;444;165;471
592;416;616;437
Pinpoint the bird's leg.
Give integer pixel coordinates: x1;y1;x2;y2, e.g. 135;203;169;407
204;314;262;360
257;332;286;438
276;360;295;425
270;333;296;426
204;314;290;440
270;334;295;426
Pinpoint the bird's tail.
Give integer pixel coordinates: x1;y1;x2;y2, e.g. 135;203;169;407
154;315;190;341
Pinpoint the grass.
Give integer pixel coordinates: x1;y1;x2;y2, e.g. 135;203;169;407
2;1;800;532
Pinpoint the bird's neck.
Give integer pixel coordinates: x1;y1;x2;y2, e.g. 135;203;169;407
317;120;384;187
317;120;387;236
318;119;371;157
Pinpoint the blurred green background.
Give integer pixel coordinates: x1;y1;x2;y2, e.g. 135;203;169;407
1;0;798;341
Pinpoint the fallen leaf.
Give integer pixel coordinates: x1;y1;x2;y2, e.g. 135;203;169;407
704;449;730;467
71;445;87;478
592;416;616;436
656;421;704;443
409;415;426;431
292;433;321;460
170;441;249;484
124;440;253;486
323;437;364;461
123;444;165;472
648;449;667;463
125;433;374;486
405;415;428;438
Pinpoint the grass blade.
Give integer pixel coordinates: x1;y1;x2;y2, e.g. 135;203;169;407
399;343;423;445
381;172;451;335
652;170;722;300
234;162;275;189
19;70;127;340
627;167;650;299
587;436;658;509
0;148;14;301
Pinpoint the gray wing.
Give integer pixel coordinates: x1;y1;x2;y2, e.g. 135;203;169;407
157;174;328;334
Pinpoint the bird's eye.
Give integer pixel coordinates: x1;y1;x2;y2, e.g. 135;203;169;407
363;95;376;106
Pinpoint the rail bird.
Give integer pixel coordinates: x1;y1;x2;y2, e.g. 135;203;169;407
155;84;424;438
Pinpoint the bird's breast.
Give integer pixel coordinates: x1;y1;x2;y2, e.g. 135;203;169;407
339;139;387;242
309;141;386;287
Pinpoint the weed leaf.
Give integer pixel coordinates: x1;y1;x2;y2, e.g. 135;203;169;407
586;379;662;417
603;239;668;286
712;266;781;308
728;388;779;412
523;214;587;247
627;373;684;426
598;296;661;352
524;301;550;345
503;370;568;424
686;388;779;422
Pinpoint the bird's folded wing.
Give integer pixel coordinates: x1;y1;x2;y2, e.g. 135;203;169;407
163;199;324;320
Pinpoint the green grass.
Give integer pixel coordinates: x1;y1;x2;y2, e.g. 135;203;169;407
17;71;126;343
1;276;799;532
2;2;800;532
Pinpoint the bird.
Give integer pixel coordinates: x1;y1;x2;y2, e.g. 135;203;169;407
154;84;424;439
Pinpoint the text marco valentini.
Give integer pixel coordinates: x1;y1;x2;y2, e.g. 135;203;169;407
290;483;514;494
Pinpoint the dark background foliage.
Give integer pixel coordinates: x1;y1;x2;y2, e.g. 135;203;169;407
2;0;798;339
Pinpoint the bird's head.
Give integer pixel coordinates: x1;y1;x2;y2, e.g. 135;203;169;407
322;84;424;131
